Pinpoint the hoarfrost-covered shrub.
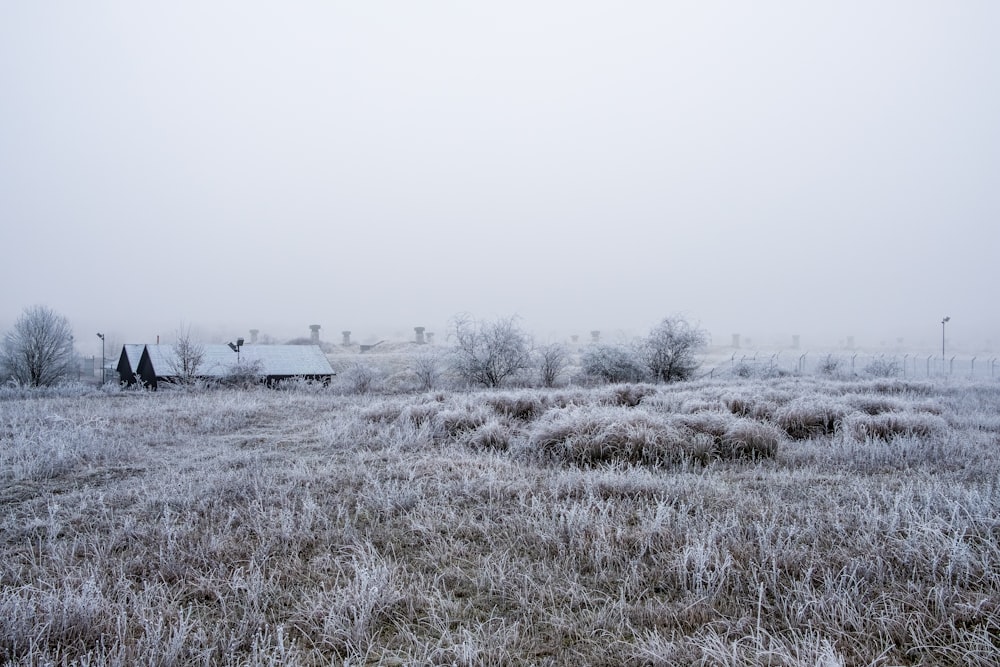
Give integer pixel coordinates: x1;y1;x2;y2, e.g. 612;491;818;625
639;315;708;382
536;342;569;388
774;397;849;440
864;357;901;378
818;354;842;376
411;350;444;391
581;345;650;384
449;314;533;388
220;360;265;388
337;363;382;395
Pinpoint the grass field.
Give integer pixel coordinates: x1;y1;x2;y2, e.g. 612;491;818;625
1;375;999;665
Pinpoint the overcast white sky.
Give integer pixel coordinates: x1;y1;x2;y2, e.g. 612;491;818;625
1;2;998;353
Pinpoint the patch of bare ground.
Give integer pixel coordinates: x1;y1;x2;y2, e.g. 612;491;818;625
1;377;998;665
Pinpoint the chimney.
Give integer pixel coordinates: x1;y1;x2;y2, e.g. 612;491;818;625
590;330;600;343
309;325;321;344
426;332;435;344
732;334;741;349
249;329;259;344
414;326;426;344
342;331;351;346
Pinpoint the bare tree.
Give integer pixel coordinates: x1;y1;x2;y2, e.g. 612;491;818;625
1;305;76;387
169;326;205;383
449;314;533;388
536;342;569;388
640;315;709;382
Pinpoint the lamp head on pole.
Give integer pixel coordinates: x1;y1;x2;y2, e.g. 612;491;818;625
942;316;950;324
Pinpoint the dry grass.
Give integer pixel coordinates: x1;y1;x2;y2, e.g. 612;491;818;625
1;377;999;665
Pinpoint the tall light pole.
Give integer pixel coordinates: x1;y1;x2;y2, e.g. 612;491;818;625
941;317;950;369
96;333;105;385
228;337;244;364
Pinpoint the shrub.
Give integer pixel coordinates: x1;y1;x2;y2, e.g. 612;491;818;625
338;363;381;395
581;345;650;384
220;360;265;388
864;357;901;378
638;315;708;382
449;315;533;388
818;354;842;376
536;343;569;388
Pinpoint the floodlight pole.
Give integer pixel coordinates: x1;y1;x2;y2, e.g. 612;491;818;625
96;333;105;385
941;316;950;371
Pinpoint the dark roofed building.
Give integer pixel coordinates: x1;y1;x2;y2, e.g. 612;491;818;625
125;344;334;389
116;344;146;386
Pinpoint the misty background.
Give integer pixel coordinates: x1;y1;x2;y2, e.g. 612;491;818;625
1;2;997;355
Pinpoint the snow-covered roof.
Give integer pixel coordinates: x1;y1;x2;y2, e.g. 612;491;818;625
121;344;145;372
141;344;334;377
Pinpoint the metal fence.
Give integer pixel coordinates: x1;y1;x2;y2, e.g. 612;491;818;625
710;351;1000;380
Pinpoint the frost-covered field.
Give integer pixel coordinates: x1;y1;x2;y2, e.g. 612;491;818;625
2;377;999;665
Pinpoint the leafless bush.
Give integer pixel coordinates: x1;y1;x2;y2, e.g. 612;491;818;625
337;362;381;394
449;314;533;388
536;343;568;388
864;357;901;378
640;315;708;382
818;354;842;376
220;359;265;388
581;344;649;384
411;350;444;391
169;325;205;383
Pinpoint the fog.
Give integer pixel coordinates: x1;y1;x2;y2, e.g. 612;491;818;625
2;2;998;354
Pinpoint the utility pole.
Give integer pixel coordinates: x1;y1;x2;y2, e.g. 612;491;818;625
96;333;105;385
